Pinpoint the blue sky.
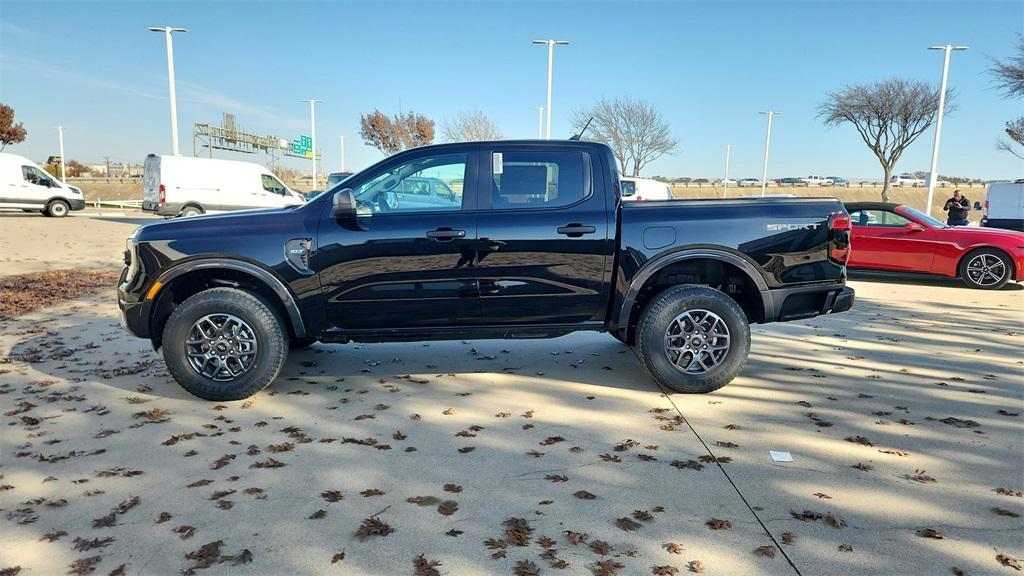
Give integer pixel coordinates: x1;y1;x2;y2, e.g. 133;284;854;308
1;0;1022;180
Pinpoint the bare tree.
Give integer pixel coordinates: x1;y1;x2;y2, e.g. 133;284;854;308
0;103;27;151
359;109;435;156
571;96;678;177
818;78;949;202
990;34;1024;159
441;110;503;142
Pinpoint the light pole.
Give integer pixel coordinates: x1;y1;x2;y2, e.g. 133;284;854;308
723;144;732;198
533;39;569;139
759;111;780;197
925;45;968;216
57;126;66;181
339;136;345;173
301;99;322;190
534;106;544;139
148;26;188;156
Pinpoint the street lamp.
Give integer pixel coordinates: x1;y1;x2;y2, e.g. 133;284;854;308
339;135;345;173
532;39;569;139
534;106;544;139
723;144;732;199
301;99;322;191
925;45;968;216
57;126;66;181
759;111;780;197
149;26;188;156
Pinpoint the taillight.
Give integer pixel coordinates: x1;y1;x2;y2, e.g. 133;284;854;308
983;200;989;219
158;184;166;203
636;196;644;201
829;214;851;264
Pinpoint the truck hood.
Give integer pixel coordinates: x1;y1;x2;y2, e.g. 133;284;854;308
136;205;304;241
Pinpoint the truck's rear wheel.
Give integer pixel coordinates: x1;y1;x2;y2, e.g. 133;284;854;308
636;285;750;394
162;287;288;401
180;205;203;218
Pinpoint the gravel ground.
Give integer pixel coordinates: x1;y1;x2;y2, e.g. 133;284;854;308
0;214;1021;576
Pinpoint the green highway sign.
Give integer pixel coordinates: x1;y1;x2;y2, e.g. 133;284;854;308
291;135;313;158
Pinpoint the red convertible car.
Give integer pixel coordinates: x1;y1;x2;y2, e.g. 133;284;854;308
845;202;1024;290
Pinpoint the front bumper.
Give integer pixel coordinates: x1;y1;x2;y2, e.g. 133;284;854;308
763;283;855;323
69;198;86;211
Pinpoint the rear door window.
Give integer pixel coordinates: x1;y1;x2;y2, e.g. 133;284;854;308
490;150;589;210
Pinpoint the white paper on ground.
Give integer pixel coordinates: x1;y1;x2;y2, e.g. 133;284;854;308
770;451;794;462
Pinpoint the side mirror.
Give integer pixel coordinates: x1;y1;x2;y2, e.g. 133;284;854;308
973;201;982;210
904;222;925;233
331;188;358;218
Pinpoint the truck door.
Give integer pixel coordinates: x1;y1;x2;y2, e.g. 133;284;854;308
316;146;481;330
475;146;613;325
17;164;58;207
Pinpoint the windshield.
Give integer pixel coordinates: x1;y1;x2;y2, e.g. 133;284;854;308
900;205;948;228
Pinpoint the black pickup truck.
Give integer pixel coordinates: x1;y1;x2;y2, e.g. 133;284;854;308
118;140;854;401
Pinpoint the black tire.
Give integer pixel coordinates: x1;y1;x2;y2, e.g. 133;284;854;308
179;205;203;218
45;200;69;218
162;287;288;401
289;337;318;350
635;285;750;394
959;248;1013;290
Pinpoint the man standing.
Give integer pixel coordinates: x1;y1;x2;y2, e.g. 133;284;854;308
943;189;970;226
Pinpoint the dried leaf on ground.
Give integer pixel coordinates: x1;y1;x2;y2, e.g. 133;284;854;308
996;554;1021;570
664;542;684;554
575;490;597;500
916;528;944;539
653;566;679;575
173;526;195;539
413;554;442;576
504;517;533;546
687;560;705;573
594;559;624;575
590;540;612;555
825;513;847;528
753;546;776;558
514;560;540;576
321;490;343;503
616;517;642;531
437;500;459;516
331;552;345;564
68;556;102;576
781;532;796;544
565;531;588;545
706;518;731;530
546;474;569;482
791;510;822;522
354;517;394;540
407;496;441;506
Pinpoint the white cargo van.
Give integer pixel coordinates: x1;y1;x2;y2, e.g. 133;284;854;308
977;181;1024;232
142;155;305;217
620;177;673;201
0;152;85;217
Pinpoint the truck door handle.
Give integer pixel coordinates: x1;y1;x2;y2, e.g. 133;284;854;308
557;224;596;237
426;228;465;240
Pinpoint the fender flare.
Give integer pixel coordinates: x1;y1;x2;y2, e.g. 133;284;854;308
152;258;307;338
616;248;771;330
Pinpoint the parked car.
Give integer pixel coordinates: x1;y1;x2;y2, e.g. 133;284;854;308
737;178;761;188
890;174;924;187
827;176;849;187
976;182;1024;232
0;152;85;217
620;177;673;202
142;155;305;218
118;139;855;401
716;178;738;186
845;201;1024;289
799;175;831;186
777;177;808;187
326;171;354;189
673;177;692;184
692;178;711;185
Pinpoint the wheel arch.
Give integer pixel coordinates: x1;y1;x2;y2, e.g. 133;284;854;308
179;202;205;215
147;258;306;349
615;249;770;344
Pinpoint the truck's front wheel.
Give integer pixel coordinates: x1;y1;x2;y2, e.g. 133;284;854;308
162;288;288;401
636;285;750;394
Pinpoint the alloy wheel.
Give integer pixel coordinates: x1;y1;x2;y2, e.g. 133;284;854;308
664;309;731;374
185;313;258;381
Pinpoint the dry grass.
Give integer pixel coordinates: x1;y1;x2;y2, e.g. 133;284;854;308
0;269;120;320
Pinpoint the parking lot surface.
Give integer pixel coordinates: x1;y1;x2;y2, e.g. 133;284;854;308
1;213;1021;576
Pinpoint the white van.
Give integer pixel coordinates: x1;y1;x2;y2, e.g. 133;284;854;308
142;155;305;217
620;177;673;202
977;182;1024;232
0;152;85;217
891;174;924;187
